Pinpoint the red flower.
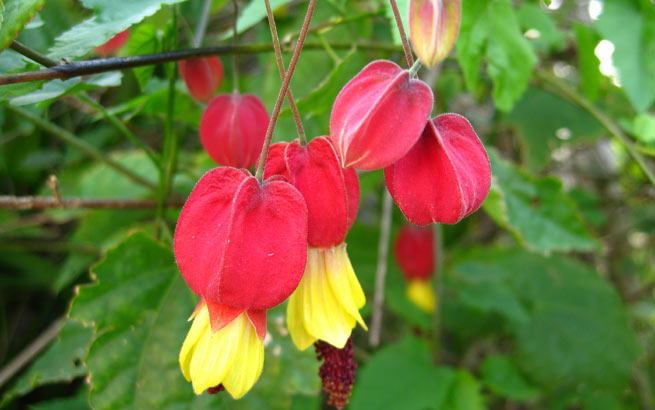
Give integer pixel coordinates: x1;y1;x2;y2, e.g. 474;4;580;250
394;225;436;312
330;60;433;170
175;167;308;397
199;92;269;169
385;113;491;225
95;29;130;57
179;57;224;102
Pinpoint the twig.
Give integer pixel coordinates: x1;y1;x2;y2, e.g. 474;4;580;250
0;196;185;209
6;105;158;191
0;317;64;388
10;40;58;67
431;223;444;363
388;0;414;68
0;42;401;85
193;0;213;48
264;0;307;145
231;0;240;91
46;175;63;207
369;189;393;348
536;69;655;188
254;0;316;182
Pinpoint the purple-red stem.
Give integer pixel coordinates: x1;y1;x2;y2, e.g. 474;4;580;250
389;0;415;68
254;0;316;182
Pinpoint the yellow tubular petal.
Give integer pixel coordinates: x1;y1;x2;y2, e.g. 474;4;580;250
189;311;243;394
326;245;367;330
303;248;355;349
222;317;265;399
179;305;211;381
407;279;436;313
286;283;317;350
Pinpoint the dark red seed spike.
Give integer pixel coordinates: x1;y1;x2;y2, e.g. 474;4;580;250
314;337;357;410
207;384;225;394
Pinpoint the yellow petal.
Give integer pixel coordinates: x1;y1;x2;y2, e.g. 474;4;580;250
286;284;317;351
406;279;436;313
325;245;367;330
179;304;210;381
222;316;265;399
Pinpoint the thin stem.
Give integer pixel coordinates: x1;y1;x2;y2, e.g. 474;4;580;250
409;59;422;77
264;0;306;145
193;0;213;48
315;32;340;64
389;0;414;68
231;0;239;91
0;195;184;209
10;40;58;67
6;105;157;191
254;0;316;182
0;42;401;85
431;223;444;363
369;189;393;348
536;69;655;188
77;93;159;167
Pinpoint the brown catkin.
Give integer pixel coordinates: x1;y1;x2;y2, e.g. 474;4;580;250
314;336;357;410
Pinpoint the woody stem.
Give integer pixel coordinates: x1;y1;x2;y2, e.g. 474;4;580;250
389;0;414;68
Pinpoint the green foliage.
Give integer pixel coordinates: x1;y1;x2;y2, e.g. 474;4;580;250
0;0;45;52
480;355;539;401
128;24;160;91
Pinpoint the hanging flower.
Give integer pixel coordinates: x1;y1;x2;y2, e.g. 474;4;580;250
329;60;433;170
394;225;435;312
174;167;308;398
385;113;491;225
200;92;269;169
409;0;461;68
264;137;367;351
179;57;224;102
95;29;130;57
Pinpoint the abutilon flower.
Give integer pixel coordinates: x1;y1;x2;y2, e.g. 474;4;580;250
385;113;491;225
174;167;308;398
394;225;435;312
199;92;269;169
409;0;461;68
95;29;130;57
179;57;224;102
330;60;433;170
264;137;367;352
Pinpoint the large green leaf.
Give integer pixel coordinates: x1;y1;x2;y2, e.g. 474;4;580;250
574;24;602;102
127;23;160;92
48;0;187;59
505;88;604;171
442;370;486;410
480;355;539;401
350;336;456;410
517;3;566;54
0;0;45;52
595;0;655;112
457;0;537;111
451;249;640;391
483;150;599;253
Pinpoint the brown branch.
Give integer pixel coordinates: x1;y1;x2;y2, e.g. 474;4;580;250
0;196;185;209
369;189;393;348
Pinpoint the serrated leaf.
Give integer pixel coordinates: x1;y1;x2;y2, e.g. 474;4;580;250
505;88;604;171
350;336;455;410
128;24;160;91
0;0;45;52
219;0;294;40
595;0;655;112
1;320;93;405
483;150;599;253
48;0;186;60
480;355;539;400
457;0;537;111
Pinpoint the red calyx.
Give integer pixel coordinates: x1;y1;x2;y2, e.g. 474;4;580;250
394;225;434;280
264;137;359;248
95;29;130;57
199;92;269;169
385;113;491;225
174;167;308;312
329;60;434;170
179;57;224;102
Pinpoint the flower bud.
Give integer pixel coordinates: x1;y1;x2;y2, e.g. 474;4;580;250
394;225;434;281
264;137;359;248
95;29;130;57
330;60;433;170
174;167;308;311
179;57;224;102
409;0;461;68
385;113;491;225
200;92;269;169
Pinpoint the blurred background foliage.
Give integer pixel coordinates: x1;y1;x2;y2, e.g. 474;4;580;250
0;0;654;409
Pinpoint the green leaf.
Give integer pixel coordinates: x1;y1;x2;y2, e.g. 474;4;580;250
457;0;537;111
442;370;486;410
0;0;45;52
220;0;294;40
452;249;641;391
9;73;122;106
127;24;160;91
574;24;602;102
1;320;93;405
633;113;655;145
350;336;455;410
483;150;599;253
48;0;187;60
505;88;604;171
595;0;655;112
517;3;566;54
480;355;539;401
